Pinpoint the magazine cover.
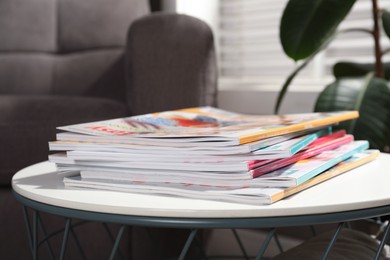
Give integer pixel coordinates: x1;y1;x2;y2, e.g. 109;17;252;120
57;106;359;145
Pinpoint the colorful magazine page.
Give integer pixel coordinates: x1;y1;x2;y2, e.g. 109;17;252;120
267;149;380;203
248;130;348;170
249;130;352;177
62;147;377;205
57;106;359;145
254;140;369;185
252;128;329;156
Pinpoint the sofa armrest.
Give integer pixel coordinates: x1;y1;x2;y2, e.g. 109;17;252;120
125;13;218;115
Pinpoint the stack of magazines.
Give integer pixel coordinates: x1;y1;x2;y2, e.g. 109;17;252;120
48;106;379;205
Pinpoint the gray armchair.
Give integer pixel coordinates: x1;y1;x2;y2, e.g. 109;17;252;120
0;0;217;259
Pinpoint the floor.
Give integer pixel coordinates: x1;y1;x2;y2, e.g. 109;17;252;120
203;221;390;260
204;229;303;259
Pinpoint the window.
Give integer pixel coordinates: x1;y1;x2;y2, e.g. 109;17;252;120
218;0;390;92
176;0;390;113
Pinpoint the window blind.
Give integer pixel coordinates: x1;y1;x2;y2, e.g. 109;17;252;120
219;0;390;91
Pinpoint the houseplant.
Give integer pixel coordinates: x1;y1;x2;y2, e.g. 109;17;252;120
278;0;390;152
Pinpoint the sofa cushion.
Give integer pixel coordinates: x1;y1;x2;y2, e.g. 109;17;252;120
0;0;56;52
0;95;128;185
272;229;386;260
59;0;149;52
0;54;54;95
0;0;149;53
53;50;127;102
0;50;127;102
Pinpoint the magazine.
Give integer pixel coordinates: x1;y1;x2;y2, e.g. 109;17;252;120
50;131;351;173
250;131;353;177
64;140;369;188
59;129;327;163
51;128;328;155
268;150;379;203
250;128;328;156
57;106;358;145
63;147;377;205
58;162;257;181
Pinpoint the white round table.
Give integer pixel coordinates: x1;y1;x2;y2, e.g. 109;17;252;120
12;153;390;260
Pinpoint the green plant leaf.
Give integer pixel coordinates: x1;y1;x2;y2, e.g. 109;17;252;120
382;9;390;40
333;61;390;80
280;0;356;61
314;74;390;152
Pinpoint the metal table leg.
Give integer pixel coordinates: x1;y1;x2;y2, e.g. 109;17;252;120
109;224;126;260
375;220;390;260
178;229;198;260
255;228;275;260
321;222;344;260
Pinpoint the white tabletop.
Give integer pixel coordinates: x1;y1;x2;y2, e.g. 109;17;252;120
11;153;390;219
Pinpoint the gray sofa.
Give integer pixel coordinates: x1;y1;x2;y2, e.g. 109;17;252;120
0;0;217;259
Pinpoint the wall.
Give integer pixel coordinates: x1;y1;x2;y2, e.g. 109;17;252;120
218;89;319;115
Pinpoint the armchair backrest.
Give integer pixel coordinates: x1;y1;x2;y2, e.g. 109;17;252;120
0;0;149;101
126;13;218;115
